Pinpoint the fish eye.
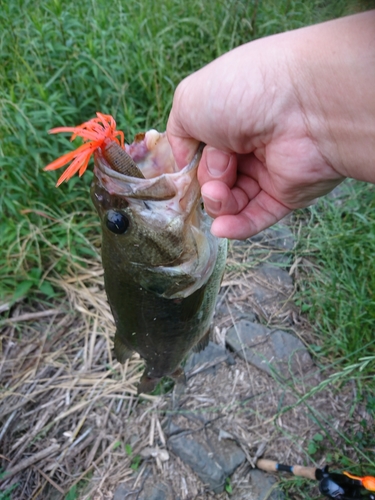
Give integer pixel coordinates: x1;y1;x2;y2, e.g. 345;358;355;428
105;210;129;234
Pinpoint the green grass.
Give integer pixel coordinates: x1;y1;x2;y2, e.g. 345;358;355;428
294;180;375;479
297;181;375;360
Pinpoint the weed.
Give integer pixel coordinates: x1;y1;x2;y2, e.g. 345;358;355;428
130;455;142;472
65;485;78;500
112;440;122;451
307;432;324;456
125;443;142;471
297;181;375;373
0;478;18;500
0;0;357;303
225;477;233;494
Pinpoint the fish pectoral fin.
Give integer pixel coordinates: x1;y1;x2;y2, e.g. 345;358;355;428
193;328;211;353
114;332;133;364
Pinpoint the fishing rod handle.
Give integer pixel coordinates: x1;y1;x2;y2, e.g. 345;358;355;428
256;459;317;480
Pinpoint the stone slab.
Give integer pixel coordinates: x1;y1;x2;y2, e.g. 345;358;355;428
226;320;314;379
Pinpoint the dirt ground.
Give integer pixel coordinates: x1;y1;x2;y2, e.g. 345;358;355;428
0;224;372;499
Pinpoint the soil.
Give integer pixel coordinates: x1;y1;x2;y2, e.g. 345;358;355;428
0;220;372;499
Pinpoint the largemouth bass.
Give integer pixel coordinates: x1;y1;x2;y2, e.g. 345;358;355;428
45;113;227;394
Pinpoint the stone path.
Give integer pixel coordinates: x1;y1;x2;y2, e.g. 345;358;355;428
111;221;329;500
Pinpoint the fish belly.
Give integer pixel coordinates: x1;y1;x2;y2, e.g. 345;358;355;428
103;238;227;387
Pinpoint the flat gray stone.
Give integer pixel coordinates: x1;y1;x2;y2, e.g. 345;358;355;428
185;341;235;374
168;431;245;493
250;225;295;252
216;295;257;323
113;478;173;500
226;321;314;379
164;420;183;436
251;264;293;305
210;437;246;477
168;433;224;493
138;482;171;500
113;483;131;500
258;264;293;287
224;262;296;321
248;469;284;500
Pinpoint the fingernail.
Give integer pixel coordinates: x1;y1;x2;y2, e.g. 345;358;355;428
206;147;231;177
203;194;222;213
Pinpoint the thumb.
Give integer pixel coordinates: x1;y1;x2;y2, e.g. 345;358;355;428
167;75;203;169
167;102;199;170
167;132;200;170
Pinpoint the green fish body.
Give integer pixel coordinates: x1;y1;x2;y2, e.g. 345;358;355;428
91;132;227;393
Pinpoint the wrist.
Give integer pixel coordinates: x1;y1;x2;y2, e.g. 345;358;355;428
292;11;375;183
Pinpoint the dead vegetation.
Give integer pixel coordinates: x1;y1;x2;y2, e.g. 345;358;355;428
0;230;372;499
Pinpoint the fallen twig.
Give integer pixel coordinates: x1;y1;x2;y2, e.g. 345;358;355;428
2;309;61;324
0;443;60;483
35;466;65;495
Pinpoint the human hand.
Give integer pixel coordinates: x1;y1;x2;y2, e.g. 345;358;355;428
167;12;375;239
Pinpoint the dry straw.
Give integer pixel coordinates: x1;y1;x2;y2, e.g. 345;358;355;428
1;238;372;499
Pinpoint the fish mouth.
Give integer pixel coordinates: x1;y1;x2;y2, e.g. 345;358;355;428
93;135;204;206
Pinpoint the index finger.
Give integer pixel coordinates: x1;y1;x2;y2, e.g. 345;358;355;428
210;190;291;239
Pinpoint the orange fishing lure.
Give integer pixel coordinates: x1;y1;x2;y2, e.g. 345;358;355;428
44;112;124;186
343;471;375;492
